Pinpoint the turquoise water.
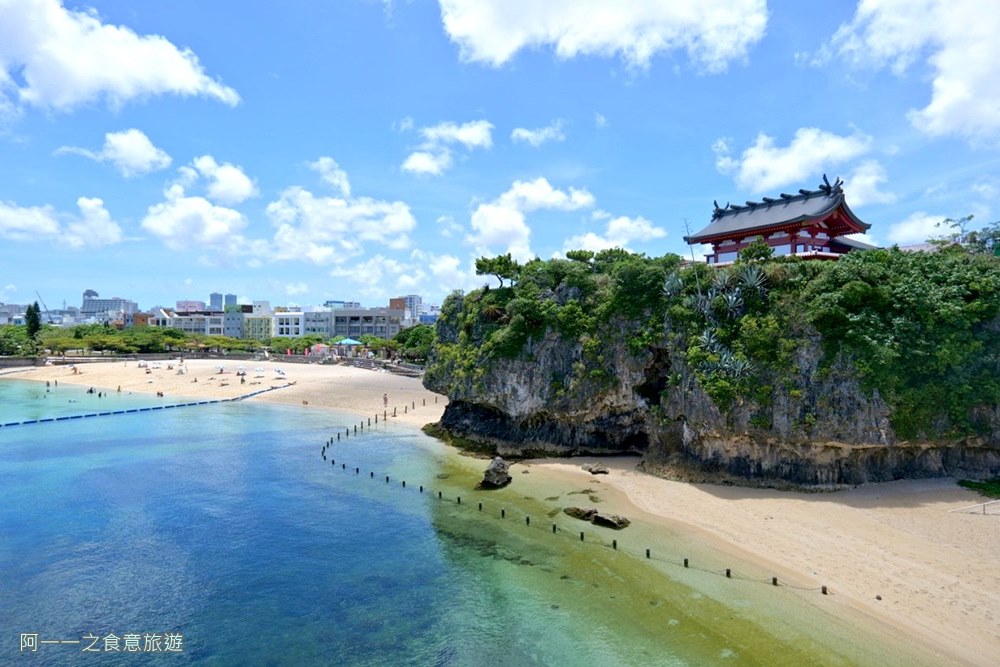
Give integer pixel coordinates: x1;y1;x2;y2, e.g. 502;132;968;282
0;379;920;665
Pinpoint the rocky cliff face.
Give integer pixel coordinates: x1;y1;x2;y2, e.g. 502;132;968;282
425;301;1000;487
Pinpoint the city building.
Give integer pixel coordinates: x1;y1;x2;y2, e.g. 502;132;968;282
150;309;224;335
224;293;237;308
391;294;423;321
80;290;138;316
176;300;207;312
273;311;305;338
209;292;223;310
685;176;876;265
332;307;404;339
322;299;361;309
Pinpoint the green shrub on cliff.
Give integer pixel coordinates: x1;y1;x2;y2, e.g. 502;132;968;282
429;246;1000;438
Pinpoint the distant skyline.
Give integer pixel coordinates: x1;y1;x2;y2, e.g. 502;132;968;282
2;0;999;310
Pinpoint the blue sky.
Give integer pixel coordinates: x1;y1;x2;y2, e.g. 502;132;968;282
2;0;999;311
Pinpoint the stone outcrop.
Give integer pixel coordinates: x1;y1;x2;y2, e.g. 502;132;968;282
582;463;609;475
425;308;1000;487
563;507;631;530
477;456;512;489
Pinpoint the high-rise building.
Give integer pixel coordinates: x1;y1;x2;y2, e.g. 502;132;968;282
224;293;237;307
323;299;361;309
209;292;223;310
392;294;422;320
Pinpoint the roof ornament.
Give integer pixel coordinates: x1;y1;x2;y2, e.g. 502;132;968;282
818;174;844;196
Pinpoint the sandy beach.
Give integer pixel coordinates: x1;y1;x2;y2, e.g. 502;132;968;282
4;360;998;665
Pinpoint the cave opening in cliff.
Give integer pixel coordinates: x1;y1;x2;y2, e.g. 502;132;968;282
636;349;672;406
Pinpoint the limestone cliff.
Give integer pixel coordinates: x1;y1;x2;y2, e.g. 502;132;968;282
424;251;1000;487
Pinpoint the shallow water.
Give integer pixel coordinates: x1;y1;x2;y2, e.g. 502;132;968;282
0;380;927;665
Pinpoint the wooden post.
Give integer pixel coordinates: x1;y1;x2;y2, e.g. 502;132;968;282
612;539;617;550
368;417;371;426
478;502;482;511
370;471;374;478
552;524;557;534
684;558;688;568
355;468;359;474
341;463;345;469
354;424;357;433
580;531;584;542
772;577;778;586
419;485;423;493
412;401;415;409
404;405;407;414
423;398;425;406
726;569;731;578
457;497;461;504
384;410;387;420
822;585;828;595
438;491;442;499
393;407;396;417
337;433;340;441
385;475;389;483
645;548;650;559
501;508;505;519
375;414;378;423
402;480;406;488
525;516;530;526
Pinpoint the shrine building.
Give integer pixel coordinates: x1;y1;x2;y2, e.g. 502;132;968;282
685;175;877;265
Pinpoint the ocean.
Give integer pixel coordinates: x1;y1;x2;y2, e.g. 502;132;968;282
0;379;916;666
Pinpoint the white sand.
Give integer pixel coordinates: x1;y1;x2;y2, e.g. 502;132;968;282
4;360;998;664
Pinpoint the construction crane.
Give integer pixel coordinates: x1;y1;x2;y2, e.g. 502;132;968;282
35;291;54;323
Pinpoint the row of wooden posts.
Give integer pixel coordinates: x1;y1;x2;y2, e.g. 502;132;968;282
319;425;829;596
332;395;437;441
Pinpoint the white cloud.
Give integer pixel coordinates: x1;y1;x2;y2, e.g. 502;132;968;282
714;128;872;192
266;186;417;263
141;184;249;251
438;0;768;71
309;157;351;197
0;196;122;247
511;119;565;147
436;214;464;237
402;119;492;175
401;149;453;176
421;119;494;149
972;180;999;200
0;283;15;300
189;155;257;205
56;128;171;177
467;177;595;261
562;215;666;253
0;0;239;112
828;0;1000;142
846;160;897;206
284;282;309;296
887;211;948;245
64;197;123;247
595;113;607;128
497;177;594;211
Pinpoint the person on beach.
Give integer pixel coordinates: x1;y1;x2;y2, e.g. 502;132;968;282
383;393;388;408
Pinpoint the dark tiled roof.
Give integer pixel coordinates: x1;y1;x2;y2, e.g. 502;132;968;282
829;235;879;251
686;175;871;243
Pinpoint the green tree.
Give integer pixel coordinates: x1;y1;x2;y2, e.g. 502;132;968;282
737;238;773;263
25;302;41;340
475;253;522;288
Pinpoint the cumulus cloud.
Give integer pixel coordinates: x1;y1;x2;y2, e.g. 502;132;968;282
266;187;417;263
714;128;872;192
402;119;493;175
183;155;257;205
467;177;595;261
0;0;239;112
562;214;667;254
0;196;122;247
511;119;565;147
401;150;453;176
887;211;948;245
56;128;171;177
595;113;607;128
827;0;1000;142
846;160;897;207
438;0;768;71
309;157;351;197
141;183;249;251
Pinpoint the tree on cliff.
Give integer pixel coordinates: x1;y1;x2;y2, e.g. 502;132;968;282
475;253;522;288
